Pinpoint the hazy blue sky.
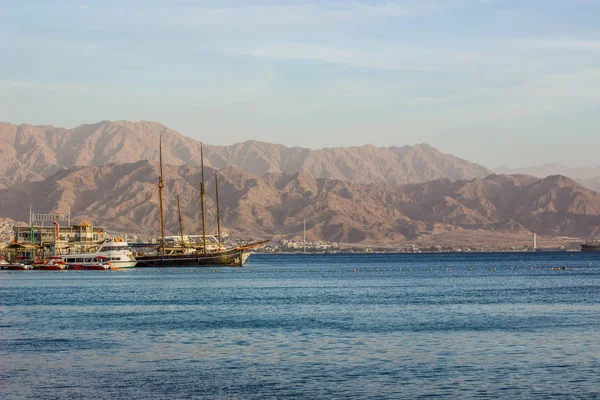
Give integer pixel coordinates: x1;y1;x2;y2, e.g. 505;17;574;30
1;0;599;168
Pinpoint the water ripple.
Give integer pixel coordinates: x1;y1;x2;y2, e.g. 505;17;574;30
2;252;600;399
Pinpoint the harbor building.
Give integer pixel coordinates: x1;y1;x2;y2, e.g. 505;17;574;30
12;209;105;252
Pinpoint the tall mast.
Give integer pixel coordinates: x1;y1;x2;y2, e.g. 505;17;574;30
53;216;59;255
303;217;306;253
158;135;166;256
177;194;184;248
200;143;207;254
215;173;221;250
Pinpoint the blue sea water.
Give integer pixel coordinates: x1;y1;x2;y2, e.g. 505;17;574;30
2;252;600;399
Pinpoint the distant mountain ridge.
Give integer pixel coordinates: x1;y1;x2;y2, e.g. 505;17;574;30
1;162;598;243
4;120;598;244
0;120;491;188
496;163;600;192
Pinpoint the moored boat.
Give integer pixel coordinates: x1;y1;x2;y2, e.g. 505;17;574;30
67;263;110;270
66;256;110;270
59;238;137;268
136;241;267;267
35;256;67;270
1;263;34;270
581;241;600;252
138;137;267;267
36;264;66;270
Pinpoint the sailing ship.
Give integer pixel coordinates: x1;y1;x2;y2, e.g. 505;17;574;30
136;138;267;267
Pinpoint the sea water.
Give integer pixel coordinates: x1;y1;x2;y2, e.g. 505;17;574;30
2;252;600;399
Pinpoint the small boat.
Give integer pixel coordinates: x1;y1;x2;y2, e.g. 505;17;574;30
35;256;67;270
69;255;111;270
1;263;34;270
67;262;110;270
35;264;66;270
57;255;112;270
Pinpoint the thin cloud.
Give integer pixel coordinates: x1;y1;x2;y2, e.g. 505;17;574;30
529;39;600;51
235;42;526;72
98;1;447;29
410;67;600;122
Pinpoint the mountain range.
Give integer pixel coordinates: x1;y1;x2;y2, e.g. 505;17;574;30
1;161;599;243
496;164;600;192
1;120;599;243
0;120;490;189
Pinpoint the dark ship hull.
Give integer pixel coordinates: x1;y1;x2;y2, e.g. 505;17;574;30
135;241;267;267
581;243;600;252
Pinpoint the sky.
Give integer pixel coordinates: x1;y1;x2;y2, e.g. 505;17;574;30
1;0;599;168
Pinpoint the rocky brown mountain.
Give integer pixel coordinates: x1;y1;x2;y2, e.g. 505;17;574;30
0;120;490;189
1;162;599;243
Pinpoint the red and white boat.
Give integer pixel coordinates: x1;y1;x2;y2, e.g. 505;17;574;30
66;256;111;270
35;256;67;270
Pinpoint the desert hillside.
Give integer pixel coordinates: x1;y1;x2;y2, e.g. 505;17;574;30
1;162;599;243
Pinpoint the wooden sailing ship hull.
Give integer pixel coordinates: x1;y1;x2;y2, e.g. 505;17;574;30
135;247;251;267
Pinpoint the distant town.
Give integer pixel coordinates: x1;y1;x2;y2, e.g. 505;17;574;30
256;239;581;253
0;217;586;254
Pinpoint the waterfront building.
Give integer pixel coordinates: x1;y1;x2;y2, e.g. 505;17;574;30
12;209;105;251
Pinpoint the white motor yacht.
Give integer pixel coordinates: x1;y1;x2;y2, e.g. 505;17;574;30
59;238;137;268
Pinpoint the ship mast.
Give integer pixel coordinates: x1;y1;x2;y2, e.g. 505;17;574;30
158;135;166;256
215;173;221;250
200;143;207;254
177;194;184;248
53;216;59;256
